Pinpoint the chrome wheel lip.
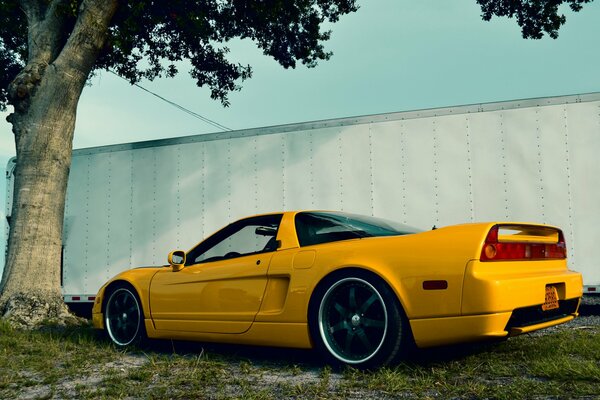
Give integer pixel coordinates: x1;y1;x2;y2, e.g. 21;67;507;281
318;277;388;365
105;288;141;347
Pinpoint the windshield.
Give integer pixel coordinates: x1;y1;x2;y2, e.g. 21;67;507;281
295;212;421;247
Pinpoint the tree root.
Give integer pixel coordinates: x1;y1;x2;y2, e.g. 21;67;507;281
0;292;84;329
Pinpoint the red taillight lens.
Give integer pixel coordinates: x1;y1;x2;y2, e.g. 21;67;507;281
480;225;567;261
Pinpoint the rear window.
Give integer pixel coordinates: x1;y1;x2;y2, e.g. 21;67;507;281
295;212;420;247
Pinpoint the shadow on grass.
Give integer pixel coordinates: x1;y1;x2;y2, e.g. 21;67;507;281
135;334;502;371
145;338;326;368
405;340;503;367
14;321;323;369
24;320;517;371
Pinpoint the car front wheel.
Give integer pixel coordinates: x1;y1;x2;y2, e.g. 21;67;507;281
309;270;410;368
104;285;146;347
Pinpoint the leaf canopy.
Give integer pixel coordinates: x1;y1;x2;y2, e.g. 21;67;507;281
476;0;593;39
0;0;358;109
0;2;27;110
0;0;594;110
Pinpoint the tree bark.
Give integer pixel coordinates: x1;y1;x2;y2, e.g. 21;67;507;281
0;0;118;328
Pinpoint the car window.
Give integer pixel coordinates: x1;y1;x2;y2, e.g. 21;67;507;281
295;212;420;247
186;214;283;265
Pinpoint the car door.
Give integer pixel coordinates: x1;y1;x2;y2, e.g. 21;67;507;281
149;214;282;334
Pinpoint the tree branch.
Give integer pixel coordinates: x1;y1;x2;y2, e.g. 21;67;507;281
18;0;42;22
55;0;117;82
26;0;70;64
7;1;72;112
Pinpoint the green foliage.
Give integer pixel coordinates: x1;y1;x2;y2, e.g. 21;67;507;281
477;0;593;39
0;0;358;110
0;318;13;335
0;1;26;110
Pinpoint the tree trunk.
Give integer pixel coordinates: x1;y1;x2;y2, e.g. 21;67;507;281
0;0;118;328
0;62;81;327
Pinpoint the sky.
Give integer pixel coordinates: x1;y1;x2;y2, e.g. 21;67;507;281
1;0;600;274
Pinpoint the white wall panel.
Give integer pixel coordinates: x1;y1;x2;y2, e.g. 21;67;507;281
309;127;343;212
253;133;285;215
502;106;543;222
62;155;90;294
469;111;508;221
152;145;182;262
81;153;111;291
536;105;571;228
177;141;207;249
339;125;372;216
370;120;408;224
131;147;161;267
102;151;135;281
228;136;260;219
202;139;234;235
434;114;473;227
45;93;600;297
566;102;600;278
284;130;318;210
402;117;436;227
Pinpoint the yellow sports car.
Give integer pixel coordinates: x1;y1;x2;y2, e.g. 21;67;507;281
92;211;582;368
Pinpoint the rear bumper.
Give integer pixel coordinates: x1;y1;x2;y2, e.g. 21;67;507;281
410;259;582;348
410;297;579;348
461;260;583;315
410;312;513;347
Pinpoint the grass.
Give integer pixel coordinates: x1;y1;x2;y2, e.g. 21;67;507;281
0;319;598;399
341;329;600;399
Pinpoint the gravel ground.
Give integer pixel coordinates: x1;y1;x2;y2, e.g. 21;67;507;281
574;294;600;326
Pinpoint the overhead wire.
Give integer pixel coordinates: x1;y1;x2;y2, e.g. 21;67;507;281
108;70;232;132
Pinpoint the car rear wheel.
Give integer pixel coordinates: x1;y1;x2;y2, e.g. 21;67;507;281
104;285;146;347
309;270;409;369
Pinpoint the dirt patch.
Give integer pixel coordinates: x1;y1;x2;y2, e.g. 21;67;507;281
10;353;148;400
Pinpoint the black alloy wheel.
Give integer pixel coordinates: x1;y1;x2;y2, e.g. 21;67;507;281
309;270;409;368
104;286;145;347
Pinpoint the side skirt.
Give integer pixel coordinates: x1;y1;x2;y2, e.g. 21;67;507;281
145;320;313;349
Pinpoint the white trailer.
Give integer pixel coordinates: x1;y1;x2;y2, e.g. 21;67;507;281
5;92;600;312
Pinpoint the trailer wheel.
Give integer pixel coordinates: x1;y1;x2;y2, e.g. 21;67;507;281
309;270;409;369
104;285;146;347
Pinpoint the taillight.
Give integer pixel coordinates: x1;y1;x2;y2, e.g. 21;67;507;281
480;225;567;261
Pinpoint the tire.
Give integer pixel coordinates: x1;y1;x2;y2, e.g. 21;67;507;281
104;285;146;347
309;270;410;369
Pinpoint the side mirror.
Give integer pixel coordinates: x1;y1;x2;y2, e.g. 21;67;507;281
168;250;186;272
255;226;277;236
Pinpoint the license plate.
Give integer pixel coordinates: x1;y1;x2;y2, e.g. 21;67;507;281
542;285;559;311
